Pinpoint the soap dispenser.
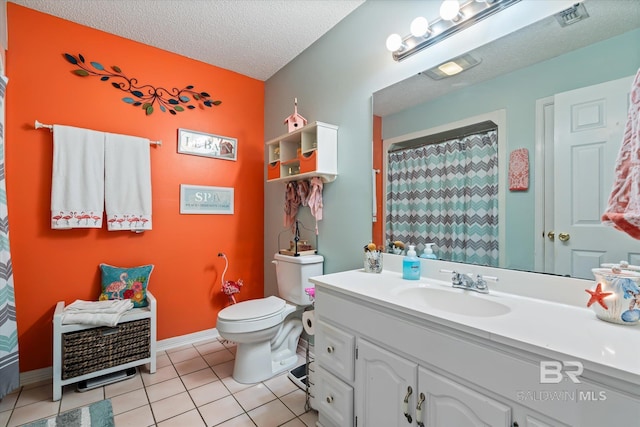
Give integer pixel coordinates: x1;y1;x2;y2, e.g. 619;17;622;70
402;245;421;280
420;243;437;259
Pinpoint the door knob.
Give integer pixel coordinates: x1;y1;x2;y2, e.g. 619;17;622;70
558;232;570;242
547;231;555;241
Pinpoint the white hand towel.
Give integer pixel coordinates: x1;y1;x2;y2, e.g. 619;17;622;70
104;133;152;231
51;125;105;229
61;299;133;327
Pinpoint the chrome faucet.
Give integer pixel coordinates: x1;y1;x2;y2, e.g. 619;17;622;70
441;269;497;294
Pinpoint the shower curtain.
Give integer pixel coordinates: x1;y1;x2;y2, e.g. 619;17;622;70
386;129;499;266
0;75;19;399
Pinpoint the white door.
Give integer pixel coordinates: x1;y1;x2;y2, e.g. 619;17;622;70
553;75;635;279
355;339;417;427
418;367;511;426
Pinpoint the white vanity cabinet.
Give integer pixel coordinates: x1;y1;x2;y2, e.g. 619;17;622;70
266;121;337;183
313;279;639;427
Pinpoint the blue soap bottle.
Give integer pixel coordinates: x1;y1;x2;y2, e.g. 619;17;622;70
420;243;437;259
402;245;421;280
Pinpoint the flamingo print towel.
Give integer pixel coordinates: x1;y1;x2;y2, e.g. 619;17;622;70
602;68;640;239
51;125;105;229
105;133;152;231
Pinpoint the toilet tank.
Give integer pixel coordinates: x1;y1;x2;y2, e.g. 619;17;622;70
273;253;324;305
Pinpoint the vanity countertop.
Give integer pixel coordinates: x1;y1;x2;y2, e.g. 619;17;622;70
310;268;640;387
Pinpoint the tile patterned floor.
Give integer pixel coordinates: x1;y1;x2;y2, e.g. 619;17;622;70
0;339;318;427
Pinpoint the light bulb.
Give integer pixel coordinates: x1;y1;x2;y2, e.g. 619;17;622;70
386;33;403;52
440;0;461;21
410;17;430;37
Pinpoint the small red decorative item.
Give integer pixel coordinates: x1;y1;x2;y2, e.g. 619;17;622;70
508;148;529;191
218;252;243;305
585;283;613;309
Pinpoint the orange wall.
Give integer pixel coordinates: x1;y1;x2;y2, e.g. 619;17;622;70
372;115;382;246
6;4;265;372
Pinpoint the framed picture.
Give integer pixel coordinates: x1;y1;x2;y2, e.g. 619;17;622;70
180;185;234;215
178;128;237;161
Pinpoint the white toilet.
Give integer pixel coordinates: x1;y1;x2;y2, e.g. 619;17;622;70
216;253;323;384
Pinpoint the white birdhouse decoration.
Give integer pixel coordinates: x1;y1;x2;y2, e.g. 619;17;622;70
284;98;307;132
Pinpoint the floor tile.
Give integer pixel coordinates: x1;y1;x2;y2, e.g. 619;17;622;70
150;391;195;422
234;384;277;412
110;388;149;415
157;408;206;427
113;404;155;427
280;389;308;416
247;399;296;427
204;349;235;366
263;373;298;397
198;395;244;426
298;410;319;426
194;340;226;355
59;386;104;412
141;364;178;386
146;377;186;403
105;373;144;398
188;380;230;407
5;339;315;427
166;347;200;364
216;413;258;427
15;383;52;407
174;355;209;376
7;400;60;427
180;367;219;390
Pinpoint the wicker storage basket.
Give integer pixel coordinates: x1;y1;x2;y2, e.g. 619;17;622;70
61;318;151;380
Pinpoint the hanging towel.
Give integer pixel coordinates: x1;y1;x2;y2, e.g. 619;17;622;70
508;148;529;191
104;133;152;231
51;125;105;229
284;181;300;229
297;179;310;206
602;68;640;239
308;177;323;234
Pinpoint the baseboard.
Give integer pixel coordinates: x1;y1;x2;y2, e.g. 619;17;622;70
20;328;221;387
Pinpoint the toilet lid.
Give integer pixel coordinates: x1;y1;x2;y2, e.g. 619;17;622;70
218;296;286;322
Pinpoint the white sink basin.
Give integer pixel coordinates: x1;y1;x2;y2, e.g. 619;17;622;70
392;286;511;317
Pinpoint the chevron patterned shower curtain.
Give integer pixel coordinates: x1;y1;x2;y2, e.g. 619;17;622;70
386;129;499;266
0;75;19;399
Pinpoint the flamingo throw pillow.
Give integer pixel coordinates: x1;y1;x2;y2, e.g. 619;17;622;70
99;263;154;308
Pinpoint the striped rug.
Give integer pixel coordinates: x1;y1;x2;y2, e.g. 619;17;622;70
23;399;114;427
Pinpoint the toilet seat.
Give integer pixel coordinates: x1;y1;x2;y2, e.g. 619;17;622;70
217;296;291;333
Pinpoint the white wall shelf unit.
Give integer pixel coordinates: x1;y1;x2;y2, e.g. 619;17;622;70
52;292;157;401
266;121;338;183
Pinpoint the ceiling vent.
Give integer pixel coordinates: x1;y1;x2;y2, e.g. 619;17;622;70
555;2;590;27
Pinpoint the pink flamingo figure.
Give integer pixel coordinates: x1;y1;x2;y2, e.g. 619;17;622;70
52;212;63;225
139;217;149;228
128;216;139;228
61;212;73;226
90;212;101;225
105;272;128;298
116;215;126;227
107;216;117;227
81;212;91;225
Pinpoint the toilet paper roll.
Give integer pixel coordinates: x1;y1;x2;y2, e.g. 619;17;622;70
302;310;315;336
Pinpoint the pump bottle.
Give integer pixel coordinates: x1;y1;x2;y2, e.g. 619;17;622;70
402;245;421;280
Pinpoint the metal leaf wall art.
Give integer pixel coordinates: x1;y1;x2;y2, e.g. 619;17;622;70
63;53;222;116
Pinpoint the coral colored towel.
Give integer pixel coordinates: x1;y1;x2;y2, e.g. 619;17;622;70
602;68;640;239
508;148;529;191
51;125;104;229
104;133;152;231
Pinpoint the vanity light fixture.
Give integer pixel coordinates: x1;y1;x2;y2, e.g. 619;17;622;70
386;0;521;62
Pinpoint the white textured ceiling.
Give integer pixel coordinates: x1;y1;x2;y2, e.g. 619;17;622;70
8;0;364;81
374;0;640;117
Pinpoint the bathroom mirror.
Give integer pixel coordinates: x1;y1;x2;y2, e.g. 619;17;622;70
373;0;640;279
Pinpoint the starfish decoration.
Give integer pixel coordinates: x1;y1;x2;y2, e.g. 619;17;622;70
585;283;613;310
